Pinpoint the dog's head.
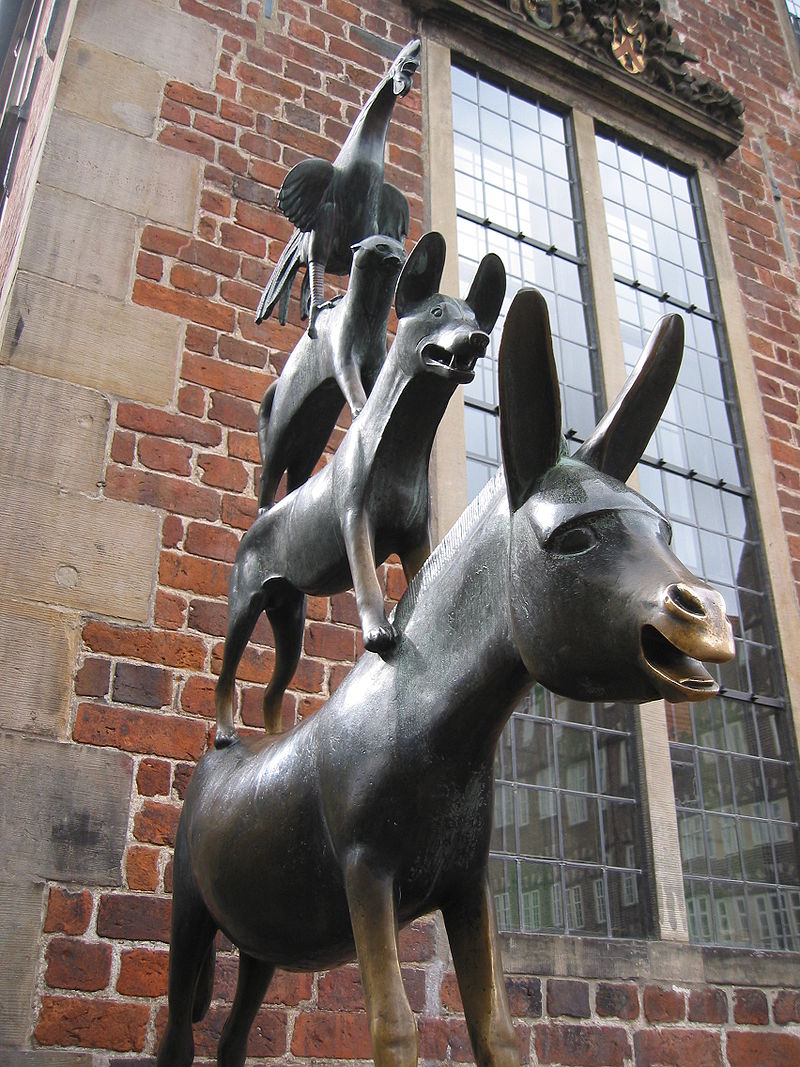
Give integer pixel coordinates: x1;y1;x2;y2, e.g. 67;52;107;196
392;232;505;383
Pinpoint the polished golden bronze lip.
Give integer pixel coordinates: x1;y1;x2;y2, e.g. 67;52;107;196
639;623;720;699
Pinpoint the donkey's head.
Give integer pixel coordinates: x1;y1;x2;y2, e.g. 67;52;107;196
500;289;734;704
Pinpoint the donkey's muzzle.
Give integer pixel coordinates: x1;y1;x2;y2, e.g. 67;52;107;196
639;581;734;702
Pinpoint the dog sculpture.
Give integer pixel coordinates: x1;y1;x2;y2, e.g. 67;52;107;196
215;232;505;743
257;234;406;512
157;289;734;1067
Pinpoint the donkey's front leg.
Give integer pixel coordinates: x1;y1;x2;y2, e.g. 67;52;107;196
443;875;519;1067
342;510;398;652
345;852;417;1067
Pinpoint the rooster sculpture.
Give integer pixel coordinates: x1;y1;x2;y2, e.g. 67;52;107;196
254;38;421;337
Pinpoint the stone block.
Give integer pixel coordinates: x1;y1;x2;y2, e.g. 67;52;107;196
0;366;110;492
73;0;218;87
0;881;47;1047
0;475;160;622
0;732;133;884
2;273;181;406
2;1052;101;1066
20;184;136;301
39;109;201;230
56;39;163;138
0;601;78;738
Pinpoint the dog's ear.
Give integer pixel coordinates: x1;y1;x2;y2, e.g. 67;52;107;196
467;253;506;333
395;232;446;318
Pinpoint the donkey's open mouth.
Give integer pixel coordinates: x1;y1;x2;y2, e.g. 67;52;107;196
639;624;720;701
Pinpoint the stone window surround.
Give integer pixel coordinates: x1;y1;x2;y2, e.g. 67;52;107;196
421;29;800;971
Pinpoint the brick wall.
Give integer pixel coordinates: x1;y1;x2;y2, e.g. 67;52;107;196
2;0;800;1063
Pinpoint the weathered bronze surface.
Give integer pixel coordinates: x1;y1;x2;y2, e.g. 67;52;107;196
214;232;505;744
157;290;734;1066
254;38;421;336
257;234;407;512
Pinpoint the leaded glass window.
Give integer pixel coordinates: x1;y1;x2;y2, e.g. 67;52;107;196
595;133;800;950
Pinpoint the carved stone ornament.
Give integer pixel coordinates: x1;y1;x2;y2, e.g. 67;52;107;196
411;0;744;153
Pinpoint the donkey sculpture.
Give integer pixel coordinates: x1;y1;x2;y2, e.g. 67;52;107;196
157;289;734;1067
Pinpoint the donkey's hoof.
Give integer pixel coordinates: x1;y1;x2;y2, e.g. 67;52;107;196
214;725;238;749
364;622;399;653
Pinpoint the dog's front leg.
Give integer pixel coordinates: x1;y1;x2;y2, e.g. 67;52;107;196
335;347;369;419
343;509;398;653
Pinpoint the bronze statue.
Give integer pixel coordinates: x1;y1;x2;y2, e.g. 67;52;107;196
215;232;505;744
257;234;406;512
255;38;421;337
157;290;734;1067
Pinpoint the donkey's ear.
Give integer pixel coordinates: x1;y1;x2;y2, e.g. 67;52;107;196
575;314;684;481
500;289;562;513
466;253;506;332
394;231;446;318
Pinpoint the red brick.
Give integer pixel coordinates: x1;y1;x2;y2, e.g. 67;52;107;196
398;916;437;962
182;350;269;404
418;1016;473;1062
727;1031;800;1067
221;490;258;530
170;262;217;297
179;0;257;39
105;465;220;520
535;1022;630;1066
134;800;181;846
178;382;206;417
158;124;215;160
548;979;590;1019
137;757;171;798
643;984;685;1022
317;966;364;1011
113;661;173;709
173;762;195;801
154;588;187;630
97;892;171;942
141;224;191;256
218;333;266;368
83;620;207;670
45;938;112;992
304;621;356;662
116;402;221;447
164;80;217;113
161;96;190;124
110;428;135;465
180;674;218;718
773;989;800;1024
185;520;240;562
44;887;93;935
688;987;728;1023
35;996;149;1052
194;113;236;142
187;598;228;637
634;1029;722;1067
126;845;160;891
733;986;769;1024
133;278;234;331
117;947;169;997
198;453;249;492
160;549;231;598
74;656;110;697
507;976;542;1017
291;1011;372;1059
162;514;184;548
596;982;639;1020
228;428;261;462
221;221;267;257
180;238;239;277
74;703;208;760
209;390;259;431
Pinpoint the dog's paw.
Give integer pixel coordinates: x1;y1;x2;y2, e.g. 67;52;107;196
364;620;399;653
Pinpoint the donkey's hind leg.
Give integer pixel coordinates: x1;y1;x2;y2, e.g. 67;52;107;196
215;578;266;748
217;952;275;1067
156;832;218;1067
263;584;306;733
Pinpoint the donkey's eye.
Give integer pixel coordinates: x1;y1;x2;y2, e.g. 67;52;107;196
431;306;443;317
549;525;597;555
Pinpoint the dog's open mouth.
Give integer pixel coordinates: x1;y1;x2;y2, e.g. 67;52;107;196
640;624;719;701
419;342;480;382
